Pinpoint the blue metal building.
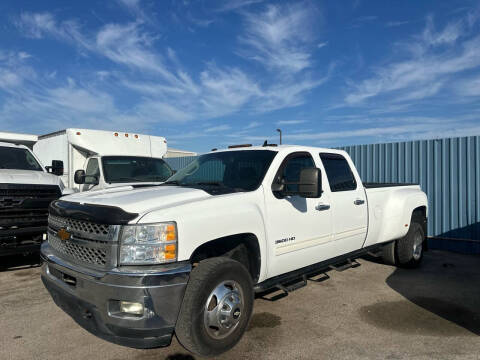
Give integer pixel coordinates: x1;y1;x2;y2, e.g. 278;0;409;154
165;135;480;254
339;136;480;254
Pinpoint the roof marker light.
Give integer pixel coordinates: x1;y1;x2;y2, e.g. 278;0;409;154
114;132;119;137
76;132;81;135
134;134;138;139
125;133;129;137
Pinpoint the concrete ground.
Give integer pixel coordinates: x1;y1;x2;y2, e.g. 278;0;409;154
1;250;479;360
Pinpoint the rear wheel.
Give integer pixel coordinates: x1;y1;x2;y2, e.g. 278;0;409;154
382;213;426;268
396;221;425;268
175;257;254;357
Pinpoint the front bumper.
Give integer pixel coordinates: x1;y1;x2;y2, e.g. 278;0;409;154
40;242;191;349
0;229;45;256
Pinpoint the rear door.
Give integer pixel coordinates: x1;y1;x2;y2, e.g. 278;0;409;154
319;153;368;253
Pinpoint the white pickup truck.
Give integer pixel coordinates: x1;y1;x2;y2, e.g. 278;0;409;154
0;142;67;257
40;145;427;356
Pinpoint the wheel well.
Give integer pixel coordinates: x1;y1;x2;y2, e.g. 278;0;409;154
190;233;261;283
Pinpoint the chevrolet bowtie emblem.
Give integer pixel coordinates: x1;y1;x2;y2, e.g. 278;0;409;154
57;228;71;242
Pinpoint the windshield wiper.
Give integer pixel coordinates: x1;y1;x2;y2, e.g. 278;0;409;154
116;177;145;182
163;180;181;185
193;181;224;186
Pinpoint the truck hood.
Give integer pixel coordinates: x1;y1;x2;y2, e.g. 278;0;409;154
61;185;212;215
0;169;61;186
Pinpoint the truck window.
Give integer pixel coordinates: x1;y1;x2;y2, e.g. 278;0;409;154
166;150;277;193
85;158;100;181
0;147;43;171
102;156;173;183
277;153;315;192
320;153;357;192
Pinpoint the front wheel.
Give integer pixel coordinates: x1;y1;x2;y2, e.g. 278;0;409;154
175;257;254;357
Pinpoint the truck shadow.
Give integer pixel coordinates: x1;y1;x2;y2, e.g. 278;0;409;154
0;253;41;272
374;250;480;335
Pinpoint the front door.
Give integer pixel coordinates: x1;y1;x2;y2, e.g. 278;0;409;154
264;152;333;278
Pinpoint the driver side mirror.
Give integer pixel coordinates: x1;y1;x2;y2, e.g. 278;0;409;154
46;160;64;176
272;167;322;198
298;167;322;198
75;169;99;185
74;169;85;184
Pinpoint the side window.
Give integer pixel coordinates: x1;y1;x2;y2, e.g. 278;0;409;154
320;153;357;192
85;158;100;180
278;153;315;192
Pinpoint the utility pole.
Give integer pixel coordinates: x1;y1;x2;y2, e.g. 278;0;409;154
276;128;282;145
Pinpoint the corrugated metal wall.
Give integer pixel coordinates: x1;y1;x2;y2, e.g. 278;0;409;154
339;136;480;254
164;135;480;254
165;156;197;171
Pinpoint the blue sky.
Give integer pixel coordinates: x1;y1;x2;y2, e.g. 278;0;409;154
0;0;479;153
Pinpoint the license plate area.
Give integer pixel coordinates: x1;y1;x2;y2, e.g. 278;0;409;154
49;266;77;287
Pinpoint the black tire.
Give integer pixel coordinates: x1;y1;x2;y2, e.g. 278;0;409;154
382;213;426;268
396;220;425;268
175;257;254;357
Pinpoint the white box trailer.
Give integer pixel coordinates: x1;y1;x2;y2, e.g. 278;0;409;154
34;129;171;192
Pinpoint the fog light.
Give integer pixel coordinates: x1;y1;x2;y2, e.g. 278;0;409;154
119;301;144;315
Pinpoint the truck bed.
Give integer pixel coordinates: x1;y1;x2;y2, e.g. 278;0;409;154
363;182;418;189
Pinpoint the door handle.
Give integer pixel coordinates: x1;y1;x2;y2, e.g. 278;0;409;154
354;199;365;205
315;203;330;211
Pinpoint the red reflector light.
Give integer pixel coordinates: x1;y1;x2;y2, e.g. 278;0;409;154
76;132;81;135
114;132;118;137
125;133;128;137
134;134;138;139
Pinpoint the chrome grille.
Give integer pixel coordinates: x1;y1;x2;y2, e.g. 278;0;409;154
48;215;112;242
47;215;118;269
48;234;108;266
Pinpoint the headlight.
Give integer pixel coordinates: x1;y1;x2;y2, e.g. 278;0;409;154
119;222;177;265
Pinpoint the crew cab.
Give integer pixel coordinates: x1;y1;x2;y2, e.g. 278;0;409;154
0;142;67;257
40;145;427;356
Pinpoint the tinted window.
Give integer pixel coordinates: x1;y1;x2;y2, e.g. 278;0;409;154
320;153;357;192
0;146;43;171
102;156;173;183
279;154;315;192
166;150;277;193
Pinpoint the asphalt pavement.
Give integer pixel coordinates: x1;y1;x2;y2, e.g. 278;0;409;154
1;250;479;360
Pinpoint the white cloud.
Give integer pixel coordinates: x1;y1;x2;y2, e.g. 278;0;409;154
317;42;328;49
455;75;480;96
277;120;307;125
239;3;317;73
215;0;263;12
345;14;480;105
9;3;329;132
386;21;409;27
204;125;231;133
286;117;480;143
244;121;261;129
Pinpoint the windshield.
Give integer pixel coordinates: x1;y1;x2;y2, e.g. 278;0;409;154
0;146;43;171
102;156;173;183
165;150;277;193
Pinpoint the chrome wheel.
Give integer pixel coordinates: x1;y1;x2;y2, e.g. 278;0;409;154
412;230;423;261
204;280;244;340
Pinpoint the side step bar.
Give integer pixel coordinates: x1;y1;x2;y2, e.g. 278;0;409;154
328;259;360;272
258;259;361;302
259;272;330;301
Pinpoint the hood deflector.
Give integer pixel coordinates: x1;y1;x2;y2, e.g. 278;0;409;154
49;200;138;225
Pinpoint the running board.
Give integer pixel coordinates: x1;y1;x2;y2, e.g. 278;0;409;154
328;259;360;272
259;272;330;301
